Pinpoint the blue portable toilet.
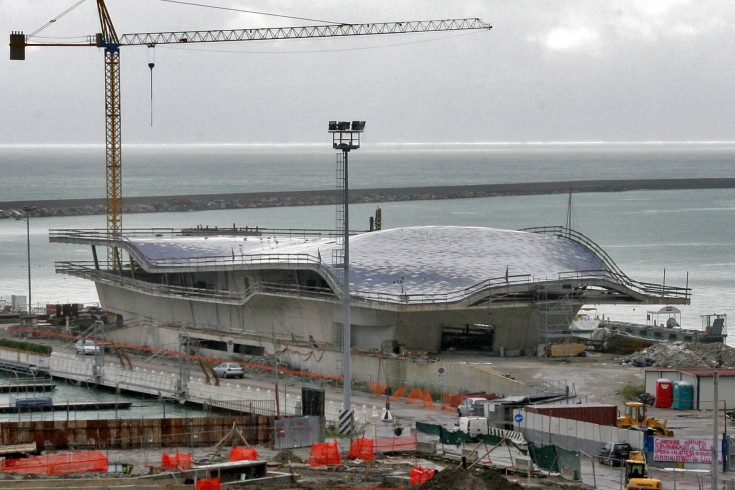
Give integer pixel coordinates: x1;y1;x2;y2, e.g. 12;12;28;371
673;381;694;410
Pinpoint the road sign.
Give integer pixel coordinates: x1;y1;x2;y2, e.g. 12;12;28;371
514;413;524;423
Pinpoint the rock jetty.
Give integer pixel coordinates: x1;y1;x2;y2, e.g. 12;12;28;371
1;178;733;219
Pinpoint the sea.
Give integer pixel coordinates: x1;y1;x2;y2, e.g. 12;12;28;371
1;142;733;342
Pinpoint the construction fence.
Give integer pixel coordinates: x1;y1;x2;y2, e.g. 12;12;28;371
0;450;108;475
0;415;274;450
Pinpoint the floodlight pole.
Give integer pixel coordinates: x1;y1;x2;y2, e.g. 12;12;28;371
342;147;351;414
328;120;365;434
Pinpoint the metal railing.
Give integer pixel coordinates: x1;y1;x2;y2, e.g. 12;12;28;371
55;261;338;305
50;227;345;241
523;226;691;302
51;226;690;307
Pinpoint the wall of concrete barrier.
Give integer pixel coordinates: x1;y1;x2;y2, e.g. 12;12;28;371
514;408;645;457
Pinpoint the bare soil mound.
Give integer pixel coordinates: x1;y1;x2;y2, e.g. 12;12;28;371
414;467;523;490
270;448;304;464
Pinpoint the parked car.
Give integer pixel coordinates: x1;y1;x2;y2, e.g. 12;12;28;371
598;442;632;466
213;362;244;379
75;339;101;355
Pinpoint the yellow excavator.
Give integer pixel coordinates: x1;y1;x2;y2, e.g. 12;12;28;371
617;402;673;437
625;451;662;490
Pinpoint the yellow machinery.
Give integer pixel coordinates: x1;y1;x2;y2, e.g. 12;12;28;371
627;478;663;490
625;451;662;490
617;401;673;437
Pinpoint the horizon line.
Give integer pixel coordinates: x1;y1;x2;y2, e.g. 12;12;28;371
2;140;735;149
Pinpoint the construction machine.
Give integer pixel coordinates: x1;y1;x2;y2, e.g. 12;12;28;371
624;451;662;490
617;401;673;437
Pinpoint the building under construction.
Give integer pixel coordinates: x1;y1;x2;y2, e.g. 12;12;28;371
51;224;690;381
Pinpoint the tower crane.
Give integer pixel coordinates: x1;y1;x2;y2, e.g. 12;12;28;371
10;0;491;269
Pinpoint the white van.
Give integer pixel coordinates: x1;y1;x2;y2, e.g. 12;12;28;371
457;416;491;436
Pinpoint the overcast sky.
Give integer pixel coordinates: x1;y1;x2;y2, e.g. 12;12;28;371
2;0;734;145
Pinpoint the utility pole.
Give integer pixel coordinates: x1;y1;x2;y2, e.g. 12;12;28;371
713;371;719;488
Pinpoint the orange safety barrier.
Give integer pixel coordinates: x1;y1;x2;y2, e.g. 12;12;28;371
409;467;437;485
406;387;425;403
423;391;436;409
308;439;342;467
369;382;388;396
229;446;258;462
161;452;193;470
443;392;463;408
374;434;417;453
390;386;407;400
196;477;221;490
348;438;375;461
0;450;107;475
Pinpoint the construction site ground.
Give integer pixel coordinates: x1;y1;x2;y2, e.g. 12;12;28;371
2;335;735;488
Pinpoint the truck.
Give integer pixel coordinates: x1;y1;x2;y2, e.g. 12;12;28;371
457;397;489;417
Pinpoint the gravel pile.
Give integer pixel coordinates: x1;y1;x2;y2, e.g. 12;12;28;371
617;342;735;369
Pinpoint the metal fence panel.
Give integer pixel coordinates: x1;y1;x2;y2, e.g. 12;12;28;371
273;416;323;450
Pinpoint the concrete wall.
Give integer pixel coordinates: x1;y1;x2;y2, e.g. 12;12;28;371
517;409;645;458
97;282;542;356
104;323;534;397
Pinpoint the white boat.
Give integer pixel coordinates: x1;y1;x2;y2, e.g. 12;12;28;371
570;307;601;337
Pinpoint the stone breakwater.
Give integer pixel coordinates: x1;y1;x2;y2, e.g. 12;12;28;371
1;178;733;219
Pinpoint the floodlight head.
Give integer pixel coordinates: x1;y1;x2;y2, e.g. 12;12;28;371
328;121;338;131
337;121;351;131
351;121;366;131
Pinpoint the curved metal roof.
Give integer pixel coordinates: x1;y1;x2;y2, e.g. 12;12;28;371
128;225;614;296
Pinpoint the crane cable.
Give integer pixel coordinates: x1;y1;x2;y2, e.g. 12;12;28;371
148;45;155;127
28;0;88;39
157;0;342;25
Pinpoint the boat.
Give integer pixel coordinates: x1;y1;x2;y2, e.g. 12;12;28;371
569;307;601;337
578;309;727;353
585;327;660;355
600;310;727;345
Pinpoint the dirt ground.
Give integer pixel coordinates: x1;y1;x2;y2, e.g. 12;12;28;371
449;350;643;405
9;347;718;488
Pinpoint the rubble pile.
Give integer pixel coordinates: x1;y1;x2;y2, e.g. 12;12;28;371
617;342;735;369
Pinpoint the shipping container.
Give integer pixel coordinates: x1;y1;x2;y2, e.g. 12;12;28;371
526;403;618;427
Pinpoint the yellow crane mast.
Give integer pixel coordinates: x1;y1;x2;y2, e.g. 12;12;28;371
10;1;491;270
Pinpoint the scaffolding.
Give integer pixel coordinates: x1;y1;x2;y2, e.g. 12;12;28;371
534;284;579;357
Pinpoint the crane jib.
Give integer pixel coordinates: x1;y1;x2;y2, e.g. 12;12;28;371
118;19;491;47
